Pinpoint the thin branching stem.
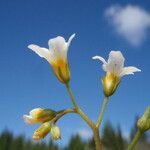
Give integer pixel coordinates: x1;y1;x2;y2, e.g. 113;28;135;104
65;83;102;150
52;108;77;123
96;97;109;128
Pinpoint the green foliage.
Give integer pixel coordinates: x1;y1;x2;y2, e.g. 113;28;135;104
64;134;88;150
101;122;127;150
0;130;13;150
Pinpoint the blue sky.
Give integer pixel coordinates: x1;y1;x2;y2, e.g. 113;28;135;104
0;0;150;146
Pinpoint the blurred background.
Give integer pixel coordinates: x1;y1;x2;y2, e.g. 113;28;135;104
0;0;150;149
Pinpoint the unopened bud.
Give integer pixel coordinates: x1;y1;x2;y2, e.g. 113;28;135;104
102;73;120;97
23;108;57;124
137;106;150;132
33;122;51;140
50;125;61;140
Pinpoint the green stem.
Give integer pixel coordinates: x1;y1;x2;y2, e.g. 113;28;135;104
65;83;102;150
52;108;77;123
65;83;95;129
65;83;79;110
93;128;103;150
96;97;109;128
127;130;143;150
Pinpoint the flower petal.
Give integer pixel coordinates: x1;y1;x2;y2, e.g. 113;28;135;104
106;51;125;75
28;44;52;63
48;36;67;52
48;36;68;60
67;33;75;47
23;115;36;125
92;55;107;71
120;66;141;77
92;56;107;64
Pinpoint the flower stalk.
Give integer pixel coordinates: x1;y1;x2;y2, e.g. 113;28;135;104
93;128;103;150
65;83;95;129
65;83;102;150
127;130;143;150
96;97;109;128
52;108;77;123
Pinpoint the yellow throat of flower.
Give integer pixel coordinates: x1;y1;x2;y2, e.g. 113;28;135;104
51;59;70;84
102;73;120;97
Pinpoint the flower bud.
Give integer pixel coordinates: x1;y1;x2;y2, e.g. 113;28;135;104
52;59;70;84
33;122;51;141
137;106;150;132
101;73;120;97
50;125;61;140
23;108;57;124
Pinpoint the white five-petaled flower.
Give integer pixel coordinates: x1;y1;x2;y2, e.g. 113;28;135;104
92;51;141;77
23;108;56;125
28;34;75;84
92;51;141;97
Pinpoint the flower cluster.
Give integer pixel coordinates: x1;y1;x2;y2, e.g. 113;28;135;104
24;33;150;150
24;108;61;140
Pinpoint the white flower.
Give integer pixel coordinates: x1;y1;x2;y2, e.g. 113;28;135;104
28;34;75;65
93;51;141;97
23;108;56;125
28;34;75;83
92;51;141;77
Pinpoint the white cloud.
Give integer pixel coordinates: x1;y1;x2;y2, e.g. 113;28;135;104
105;5;150;46
77;128;92;139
